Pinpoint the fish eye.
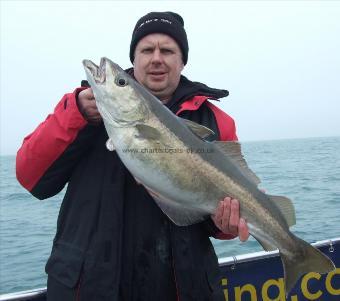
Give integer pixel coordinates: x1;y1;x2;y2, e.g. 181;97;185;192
116;77;127;87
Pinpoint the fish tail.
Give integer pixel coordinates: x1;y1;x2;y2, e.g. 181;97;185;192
281;237;335;296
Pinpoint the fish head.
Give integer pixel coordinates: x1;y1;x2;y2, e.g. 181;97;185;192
82;57;148;126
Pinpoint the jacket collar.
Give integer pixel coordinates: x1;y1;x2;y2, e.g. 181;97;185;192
167;74;229;112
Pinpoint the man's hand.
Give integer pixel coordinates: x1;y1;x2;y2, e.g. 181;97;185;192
211;197;249;241
77;88;102;125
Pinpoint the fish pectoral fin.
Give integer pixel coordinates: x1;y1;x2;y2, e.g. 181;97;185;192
135;124;162;141
213;141;261;185
180;118;215;140
268;195;296;227
144;186;208;226
106;138;115;151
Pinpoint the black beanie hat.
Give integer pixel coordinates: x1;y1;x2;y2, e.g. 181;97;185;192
130;11;189;65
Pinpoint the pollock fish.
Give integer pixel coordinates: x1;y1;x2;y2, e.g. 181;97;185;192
83;57;335;296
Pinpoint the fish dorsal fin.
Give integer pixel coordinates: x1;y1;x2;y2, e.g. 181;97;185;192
180;118;215;140
214;141;261;185
268;195;296;227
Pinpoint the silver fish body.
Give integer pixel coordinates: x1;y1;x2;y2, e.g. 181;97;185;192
83;57;335;296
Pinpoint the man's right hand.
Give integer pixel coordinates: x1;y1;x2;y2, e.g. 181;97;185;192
77;88;102;125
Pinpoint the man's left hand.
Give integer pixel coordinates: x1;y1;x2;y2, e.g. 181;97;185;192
211;197;249;241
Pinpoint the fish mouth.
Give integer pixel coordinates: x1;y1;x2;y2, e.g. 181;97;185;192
83;57;125;85
82;58;106;84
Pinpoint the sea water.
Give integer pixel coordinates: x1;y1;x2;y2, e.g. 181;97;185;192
0;137;339;294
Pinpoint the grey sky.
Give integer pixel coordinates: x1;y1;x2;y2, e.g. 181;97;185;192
1;1;340;155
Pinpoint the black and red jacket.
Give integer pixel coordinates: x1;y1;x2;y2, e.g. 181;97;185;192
16;74;238;301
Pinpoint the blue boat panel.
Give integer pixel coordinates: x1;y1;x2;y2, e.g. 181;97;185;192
219;240;340;301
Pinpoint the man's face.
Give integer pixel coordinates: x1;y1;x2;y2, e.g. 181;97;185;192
133;33;184;103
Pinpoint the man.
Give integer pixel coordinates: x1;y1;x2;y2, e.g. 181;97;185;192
16;12;248;301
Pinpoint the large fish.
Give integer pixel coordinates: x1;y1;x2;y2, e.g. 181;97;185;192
83;57;335;296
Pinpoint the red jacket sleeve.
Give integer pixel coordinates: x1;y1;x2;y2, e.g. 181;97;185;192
16;87;92;199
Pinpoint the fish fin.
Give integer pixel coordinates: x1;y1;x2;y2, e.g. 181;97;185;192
252;233;277;251
180;118;215;139
106;138;115;151
281;236;335;297
214;141;261;185
268;195;296;227
154;196;209;226
144;186;208;226
135;124;161;140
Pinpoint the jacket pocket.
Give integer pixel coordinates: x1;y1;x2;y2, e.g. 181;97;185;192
45;241;85;288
